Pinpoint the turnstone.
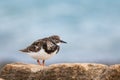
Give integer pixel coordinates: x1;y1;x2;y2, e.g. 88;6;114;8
20;35;67;66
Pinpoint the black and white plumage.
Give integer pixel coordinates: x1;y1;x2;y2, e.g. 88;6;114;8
20;35;67;66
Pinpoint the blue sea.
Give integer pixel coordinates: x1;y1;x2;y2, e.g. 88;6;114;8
0;0;120;65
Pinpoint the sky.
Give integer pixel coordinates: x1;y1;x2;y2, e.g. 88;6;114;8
0;0;120;65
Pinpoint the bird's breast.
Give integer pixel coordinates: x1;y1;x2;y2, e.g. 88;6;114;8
27;47;58;60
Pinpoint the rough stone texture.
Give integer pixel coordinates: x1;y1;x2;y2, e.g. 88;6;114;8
100;64;120;80
0;63;120;80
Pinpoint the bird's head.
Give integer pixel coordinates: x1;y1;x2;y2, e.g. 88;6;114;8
49;35;67;45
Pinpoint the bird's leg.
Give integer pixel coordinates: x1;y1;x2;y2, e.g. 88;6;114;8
37;60;41;65
42;60;45;66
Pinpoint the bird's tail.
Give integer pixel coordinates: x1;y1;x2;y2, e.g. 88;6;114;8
19;49;28;53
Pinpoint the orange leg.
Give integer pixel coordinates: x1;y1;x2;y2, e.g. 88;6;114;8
42;60;45;66
37;60;41;65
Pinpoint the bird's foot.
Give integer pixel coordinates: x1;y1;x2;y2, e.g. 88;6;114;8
37;60;45;66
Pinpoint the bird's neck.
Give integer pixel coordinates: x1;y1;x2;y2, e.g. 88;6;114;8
57;43;61;45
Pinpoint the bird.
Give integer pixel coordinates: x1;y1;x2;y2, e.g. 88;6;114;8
20;35;67;66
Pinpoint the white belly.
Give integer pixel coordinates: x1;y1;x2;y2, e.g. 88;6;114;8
27;47;57;60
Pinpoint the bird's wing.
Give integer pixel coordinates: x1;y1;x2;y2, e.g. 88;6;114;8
20;40;42;52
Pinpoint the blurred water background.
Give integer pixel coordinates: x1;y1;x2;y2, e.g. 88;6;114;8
0;0;120;67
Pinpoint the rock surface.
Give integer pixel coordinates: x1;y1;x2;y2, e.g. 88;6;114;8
0;78;4;80
0;63;120;80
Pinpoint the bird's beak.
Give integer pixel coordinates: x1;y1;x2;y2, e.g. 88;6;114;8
60;40;67;43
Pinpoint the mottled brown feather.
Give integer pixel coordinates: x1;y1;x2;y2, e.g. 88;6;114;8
20;36;60;54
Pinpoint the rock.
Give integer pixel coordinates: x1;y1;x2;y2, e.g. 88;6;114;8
0;78;4;80
100;64;120;80
0;63;120;80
